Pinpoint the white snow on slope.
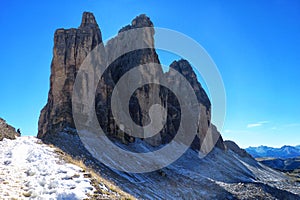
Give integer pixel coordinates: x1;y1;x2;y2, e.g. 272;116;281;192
0;136;94;199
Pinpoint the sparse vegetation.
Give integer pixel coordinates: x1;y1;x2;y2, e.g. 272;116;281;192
286;169;300;183
52;145;135;200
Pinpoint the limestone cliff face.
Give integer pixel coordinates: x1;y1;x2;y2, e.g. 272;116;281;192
166;60;224;150
38;12;224;151
38;12;102;138
95;14;163;146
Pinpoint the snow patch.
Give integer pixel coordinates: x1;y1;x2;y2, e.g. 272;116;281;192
0;136;95;199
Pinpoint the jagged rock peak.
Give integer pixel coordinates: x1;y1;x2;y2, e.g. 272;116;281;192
170;59;193;72
119;14;153;33
169;59;211;110
38;12;224;153
132;14;153;28
79;12;99;29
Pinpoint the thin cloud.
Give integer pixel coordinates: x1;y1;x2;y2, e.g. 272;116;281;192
258;121;270;124
247;123;262;128
247;121;269;128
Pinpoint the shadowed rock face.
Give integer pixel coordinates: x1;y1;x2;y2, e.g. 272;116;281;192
0;118;20;141
38;12;224;151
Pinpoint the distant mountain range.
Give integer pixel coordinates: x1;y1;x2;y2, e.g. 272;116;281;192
246;145;300;159
246;145;300;172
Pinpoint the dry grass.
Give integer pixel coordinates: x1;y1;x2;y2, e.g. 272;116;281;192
286;169;300;183
51;146;135;200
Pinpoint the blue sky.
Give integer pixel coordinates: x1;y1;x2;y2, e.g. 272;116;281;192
0;0;299;148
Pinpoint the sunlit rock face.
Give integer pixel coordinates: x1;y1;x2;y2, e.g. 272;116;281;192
38;12;102;139
38;12;224;152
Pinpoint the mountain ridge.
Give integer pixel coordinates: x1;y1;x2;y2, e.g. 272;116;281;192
246;145;300;159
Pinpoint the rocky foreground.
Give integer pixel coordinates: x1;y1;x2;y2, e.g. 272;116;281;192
0;136;299;199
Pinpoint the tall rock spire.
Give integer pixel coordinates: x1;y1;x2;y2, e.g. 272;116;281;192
38;12;103;139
